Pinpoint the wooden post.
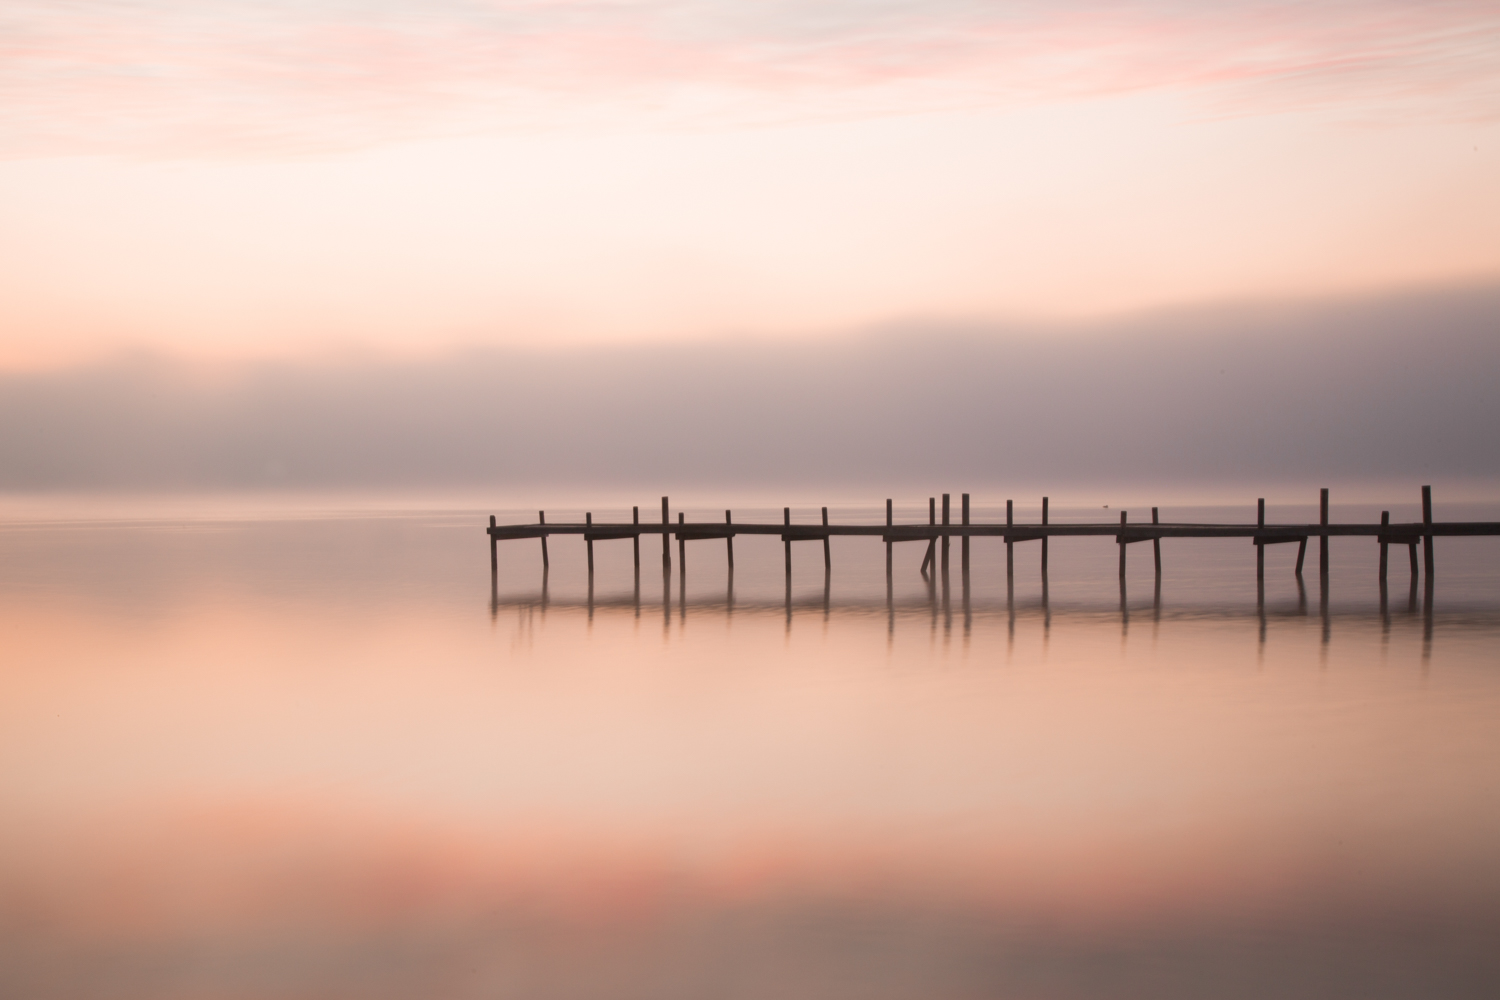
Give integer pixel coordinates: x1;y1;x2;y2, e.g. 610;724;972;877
489;515;497;575
1006;499;1014;581
1041;496;1049;576
1256;499;1264;582
1152;506;1162;579
1422;485;1435;579
1408;541;1420;581
885;499;893;580
784;507;792;578
633;506;640;571
941;494;950;577
726;510;734;569
920;498;936;575
586;512;594;575
678;512;685;572
961;493;970;576
1379;511;1389;583
1319;488;1329;580
1118;510;1127;580
822;506;831;571
1295;538;1307;577
661;497;670;570
539;510;549;569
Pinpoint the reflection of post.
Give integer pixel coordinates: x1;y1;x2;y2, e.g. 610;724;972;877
539;510;549;569
1422;485;1435;580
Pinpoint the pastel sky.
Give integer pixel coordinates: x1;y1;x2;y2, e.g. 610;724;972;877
2;0;1498;366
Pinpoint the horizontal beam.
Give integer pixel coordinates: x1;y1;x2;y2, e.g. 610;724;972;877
491;521;1499;541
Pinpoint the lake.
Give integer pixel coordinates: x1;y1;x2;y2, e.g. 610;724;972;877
3;495;1499;999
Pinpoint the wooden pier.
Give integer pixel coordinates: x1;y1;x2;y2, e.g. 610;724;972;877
488;486;1497;587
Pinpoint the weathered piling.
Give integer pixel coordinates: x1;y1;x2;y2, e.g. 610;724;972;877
961;494;970;576
822;507;832;571
1152;507;1162;579
539;510;549;569
586;512;594;574
633;506;640;571
490;515;498;576
1041;497;1050;576
885;499;893;580
1423;484;1435;579
678;512;685;571
661;497;670;570
784;507;792;577
1379;510;1390;583
1257;499;1265;582
1006;500;1014;582
1118;510;1127;580
726;510;735;569
1320;488;1330;580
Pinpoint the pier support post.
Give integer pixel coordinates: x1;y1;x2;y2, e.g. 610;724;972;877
1006;500;1014;583
1256;499;1265;582
539;510;549;569
726;510;734;569
822;506;831;571
961;494;970;576
1041;496;1049;577
885;499;893;580
1319;488;1329;580
920;498;936;576
784;507;792;579
633;506;640;572
1118;511;1127;580
1422;485;1435;579
661;497;670;571
1152;506;1162;580
1379;511;1389;584
941;494;950;577
586;512;594;575
1295;538;1306;578
677;513;686;574
489;515;497;577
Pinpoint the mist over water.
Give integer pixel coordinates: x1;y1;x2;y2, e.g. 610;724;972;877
3;494;1499;998
2;282;1497;495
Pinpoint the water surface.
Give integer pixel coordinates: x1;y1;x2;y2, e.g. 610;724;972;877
4;497;1499;998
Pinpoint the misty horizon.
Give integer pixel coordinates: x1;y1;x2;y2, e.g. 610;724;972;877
3;282;1496;495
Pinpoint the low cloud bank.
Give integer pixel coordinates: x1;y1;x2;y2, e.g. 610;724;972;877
3;284;1497;494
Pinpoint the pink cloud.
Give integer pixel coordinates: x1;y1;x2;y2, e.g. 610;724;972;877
2;1;1497;155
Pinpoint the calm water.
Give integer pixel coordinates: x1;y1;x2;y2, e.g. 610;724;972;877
4;496;1500;999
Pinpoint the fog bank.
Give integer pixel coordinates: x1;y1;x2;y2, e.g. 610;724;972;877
3;284;1497;495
